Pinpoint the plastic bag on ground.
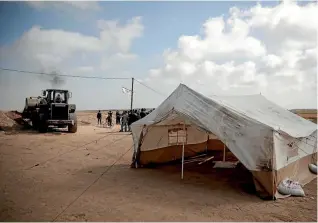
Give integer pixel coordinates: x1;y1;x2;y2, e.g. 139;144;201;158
308;163;317;174
277;179;305;197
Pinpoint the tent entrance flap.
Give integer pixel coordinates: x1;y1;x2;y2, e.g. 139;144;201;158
136;123;240;166
131;125;147;168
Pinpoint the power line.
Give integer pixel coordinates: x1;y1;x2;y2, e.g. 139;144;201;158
0;67;130;80
134;79;167;97
1;66;168;98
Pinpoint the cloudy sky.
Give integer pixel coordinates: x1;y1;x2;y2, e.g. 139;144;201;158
0;0;317;110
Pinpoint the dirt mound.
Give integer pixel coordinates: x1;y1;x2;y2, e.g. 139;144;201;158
0;111;23;131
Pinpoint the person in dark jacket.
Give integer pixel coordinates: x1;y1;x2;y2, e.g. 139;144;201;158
116;111;120;125
97;110;102;125
107;110;113;126
128;111;133;131
135;110;141;120
128;110;139;131
140;108;146;119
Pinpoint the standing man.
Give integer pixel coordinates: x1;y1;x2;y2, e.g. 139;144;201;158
107;110;113;126
140;108;146;119
120;111;128;132
128;111;134;132
116;111;120;125
128;110;139;131
135;110;141;121
97;110;102;126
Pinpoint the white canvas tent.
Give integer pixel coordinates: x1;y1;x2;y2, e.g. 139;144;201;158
131;84;317;199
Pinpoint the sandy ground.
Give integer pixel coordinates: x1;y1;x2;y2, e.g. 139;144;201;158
0;111;317;222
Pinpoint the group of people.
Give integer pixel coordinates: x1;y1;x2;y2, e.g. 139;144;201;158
97;108;155;132
97;110;114;127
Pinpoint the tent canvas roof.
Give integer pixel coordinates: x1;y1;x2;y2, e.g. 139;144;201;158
131;84;317;199
132;84;317;138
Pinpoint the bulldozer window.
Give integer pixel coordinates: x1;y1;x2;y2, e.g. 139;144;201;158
56;93;65;102
50;91;66;103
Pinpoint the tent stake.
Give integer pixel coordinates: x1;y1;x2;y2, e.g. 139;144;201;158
181;122;185;180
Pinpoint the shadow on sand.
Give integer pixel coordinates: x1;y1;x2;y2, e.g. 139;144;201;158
2;125;71;136
71;160;261;208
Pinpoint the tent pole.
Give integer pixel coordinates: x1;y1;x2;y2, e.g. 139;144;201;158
130;77;134;112
206;134;209;154
223;144;226;162
272;145;275;200
181;122;185;180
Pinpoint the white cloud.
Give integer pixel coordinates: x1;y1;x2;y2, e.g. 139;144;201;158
144;1;318;109
1;1;317;111
149;69;161;78
0;17;143;69
0;17;144;110
98;17;144;53
73;66;95;74
177;15;266;63
262;54;282;68
101;53;138;71
26;1;101;11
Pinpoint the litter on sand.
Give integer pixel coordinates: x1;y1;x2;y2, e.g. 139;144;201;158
308;163;317;174
213;161;239;168
277;179;305;197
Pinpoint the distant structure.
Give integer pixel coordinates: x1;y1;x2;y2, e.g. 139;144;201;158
290;109;317;124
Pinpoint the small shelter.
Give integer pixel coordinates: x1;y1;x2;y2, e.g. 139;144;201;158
131;84;317;199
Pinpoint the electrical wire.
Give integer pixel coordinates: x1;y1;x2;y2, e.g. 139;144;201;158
0;67;130;80
134;79;167;97
1;67;167;98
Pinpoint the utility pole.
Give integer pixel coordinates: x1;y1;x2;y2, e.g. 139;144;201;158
130;77;134;112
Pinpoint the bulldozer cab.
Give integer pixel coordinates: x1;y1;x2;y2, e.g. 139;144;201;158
42;89;72;104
